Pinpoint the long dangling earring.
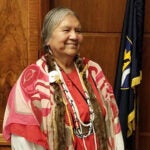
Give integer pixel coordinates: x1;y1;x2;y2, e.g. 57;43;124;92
48;45;53;55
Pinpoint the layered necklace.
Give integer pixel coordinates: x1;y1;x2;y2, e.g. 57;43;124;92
52;62;98;150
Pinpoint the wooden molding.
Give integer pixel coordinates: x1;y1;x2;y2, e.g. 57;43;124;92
0;134;10;146
28;0;41;64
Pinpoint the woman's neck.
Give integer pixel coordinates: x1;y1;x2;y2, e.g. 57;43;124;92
55;57;75;73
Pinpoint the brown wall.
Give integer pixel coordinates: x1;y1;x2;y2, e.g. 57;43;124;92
0;0;150;149
0;0;42;149
138;0;150;149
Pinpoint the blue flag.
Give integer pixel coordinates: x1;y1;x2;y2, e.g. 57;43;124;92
114;0;145;149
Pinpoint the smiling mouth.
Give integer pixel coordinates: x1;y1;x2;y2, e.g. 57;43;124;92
66;43;78;48
66;43;77;45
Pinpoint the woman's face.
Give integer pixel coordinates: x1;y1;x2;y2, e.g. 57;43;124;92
47;14;83;59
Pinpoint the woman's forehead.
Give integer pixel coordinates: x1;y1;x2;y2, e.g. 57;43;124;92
56;15;81;28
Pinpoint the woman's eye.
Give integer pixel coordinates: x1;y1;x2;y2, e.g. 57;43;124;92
63;29;69;32
76;30;81;33
75;28;82;33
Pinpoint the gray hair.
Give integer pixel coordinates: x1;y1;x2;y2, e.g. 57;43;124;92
41;7;79;49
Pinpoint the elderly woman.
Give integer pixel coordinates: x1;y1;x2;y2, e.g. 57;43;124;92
3;7;124;150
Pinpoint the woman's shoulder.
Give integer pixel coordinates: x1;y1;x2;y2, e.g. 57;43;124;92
14;57;48;94
21;56;47;76
82;57;102;73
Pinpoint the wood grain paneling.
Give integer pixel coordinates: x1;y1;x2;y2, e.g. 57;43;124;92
50;0;126;32
0;134;10;149
0;134;10;145
144;0;150;32
0;0;28;134
28;1;41;64
138;134;150;150
138;35;150;149
0;0;42;147
0;146;11;150
80;33;121;86
139;36;150;132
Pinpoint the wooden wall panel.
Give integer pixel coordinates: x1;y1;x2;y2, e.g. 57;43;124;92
138;35;150;150
0;146;10;150
28;1;41;64
0;0;45;148
50;0;126;32
138;135;150;150
80;33;121;85
144;0;150;32
0;0;28;134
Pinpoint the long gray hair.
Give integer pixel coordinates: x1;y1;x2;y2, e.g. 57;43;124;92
41;7;79;51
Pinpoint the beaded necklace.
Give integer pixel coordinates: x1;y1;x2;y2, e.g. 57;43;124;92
53;62;98;150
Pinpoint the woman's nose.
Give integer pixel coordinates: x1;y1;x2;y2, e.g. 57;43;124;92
70;30;77;39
